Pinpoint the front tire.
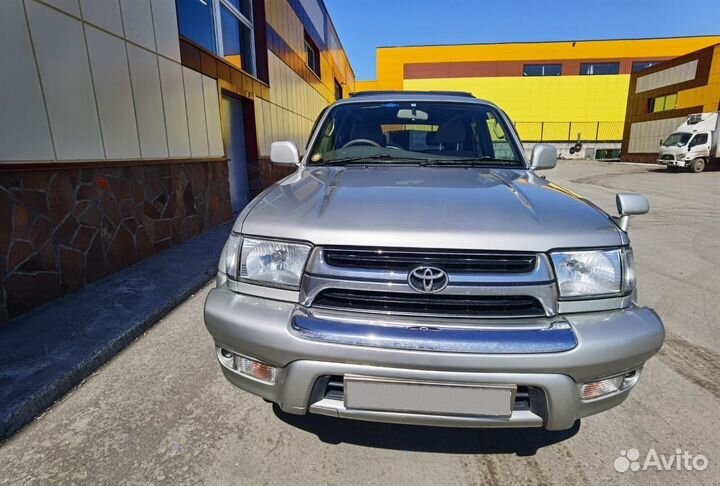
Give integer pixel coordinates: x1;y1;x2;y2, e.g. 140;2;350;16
690;158;706;173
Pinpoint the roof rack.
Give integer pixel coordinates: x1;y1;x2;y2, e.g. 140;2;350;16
349;90;475;98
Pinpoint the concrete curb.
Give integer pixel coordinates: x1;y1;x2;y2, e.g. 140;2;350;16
0;222;232;440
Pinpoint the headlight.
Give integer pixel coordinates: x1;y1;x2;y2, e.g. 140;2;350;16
228;237;311;289
550;248;635;298
223;233;242;278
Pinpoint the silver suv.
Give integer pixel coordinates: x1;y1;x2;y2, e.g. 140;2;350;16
204;91;664;430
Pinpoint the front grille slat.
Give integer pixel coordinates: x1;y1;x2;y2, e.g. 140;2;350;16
313;289;545;318
323;248;536;273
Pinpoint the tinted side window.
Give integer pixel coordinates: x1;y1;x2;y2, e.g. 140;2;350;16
691;134;708;146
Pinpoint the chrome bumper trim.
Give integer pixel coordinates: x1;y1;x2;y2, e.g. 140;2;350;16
308;397;545;428
291;315;577;354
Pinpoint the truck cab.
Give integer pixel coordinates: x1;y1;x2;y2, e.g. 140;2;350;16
659;113;720;172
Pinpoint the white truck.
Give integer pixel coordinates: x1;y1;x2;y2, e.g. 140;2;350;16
658;112;720;173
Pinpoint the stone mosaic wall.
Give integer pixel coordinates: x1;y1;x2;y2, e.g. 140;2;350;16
0;161;232;323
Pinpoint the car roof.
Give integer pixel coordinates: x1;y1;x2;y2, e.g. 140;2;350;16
338;90;497;107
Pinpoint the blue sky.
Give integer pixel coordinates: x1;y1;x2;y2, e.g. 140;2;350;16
324;0;720;81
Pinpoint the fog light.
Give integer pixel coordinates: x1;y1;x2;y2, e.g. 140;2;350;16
580;369;641;400
217;347;235;369
237;356;277;383
581;375;624;400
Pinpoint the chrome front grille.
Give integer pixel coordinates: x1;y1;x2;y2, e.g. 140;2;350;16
301;247;557;318
661;154;675;160
322;247;537;273
313;289;546;318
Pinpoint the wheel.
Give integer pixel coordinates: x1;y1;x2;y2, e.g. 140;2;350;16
569;147;576;155
690;158;706;173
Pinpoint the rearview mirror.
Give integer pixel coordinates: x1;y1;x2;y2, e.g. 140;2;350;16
613;193;649;231
270;141;300;166
530;143;557;170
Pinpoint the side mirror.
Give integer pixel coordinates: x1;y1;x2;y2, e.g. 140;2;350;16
613;193;649;231
530;143;557;170
270;141;300;166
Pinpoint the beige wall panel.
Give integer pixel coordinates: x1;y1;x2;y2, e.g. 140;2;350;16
80;0;123;36
86;25;140;159
36;0;80;17
151;0;181;61
628;116;687;153
202;75;224;157
182;66;209;157
0;0;54;161
120;0;155;51
636;60;699;93
127;44;168;157
26;0;104;160
158;57;190;157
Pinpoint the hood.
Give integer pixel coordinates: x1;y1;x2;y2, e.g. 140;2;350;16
659;145;687;156
235;167;622;251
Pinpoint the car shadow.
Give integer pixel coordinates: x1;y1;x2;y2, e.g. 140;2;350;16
272;405;580;456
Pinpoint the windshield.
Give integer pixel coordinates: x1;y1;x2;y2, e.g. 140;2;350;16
307;101;524;167
662;132;691;147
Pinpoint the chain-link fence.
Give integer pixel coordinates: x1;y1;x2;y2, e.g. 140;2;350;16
513;121;624;142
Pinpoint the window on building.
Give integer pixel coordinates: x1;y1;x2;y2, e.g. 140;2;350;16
334;79;343;100
176;0;217;52
632;61;660;72
523;64;562;76
649;93;678;113
175;0;256;76
580;62;620;75
227;0;252;19
305;32;321;77
219;2;255;74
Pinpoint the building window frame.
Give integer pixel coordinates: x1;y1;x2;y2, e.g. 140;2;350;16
648;93;678;113
212;0;257;75
304;32;321;78
580;62;620;75
522;64;562;76
632;61;660;73
334;78;343;100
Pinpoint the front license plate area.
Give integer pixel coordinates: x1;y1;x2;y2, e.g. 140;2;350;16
343;375;516;417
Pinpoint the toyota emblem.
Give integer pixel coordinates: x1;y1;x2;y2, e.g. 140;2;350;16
408;266;449;293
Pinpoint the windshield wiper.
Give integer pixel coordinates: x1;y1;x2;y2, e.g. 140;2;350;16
315;155;520;167
418;156;519;166
315;154;433;166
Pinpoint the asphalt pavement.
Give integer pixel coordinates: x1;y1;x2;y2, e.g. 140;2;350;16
1;160;719;486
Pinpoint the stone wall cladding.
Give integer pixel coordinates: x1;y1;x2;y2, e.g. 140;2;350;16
0;161;232;323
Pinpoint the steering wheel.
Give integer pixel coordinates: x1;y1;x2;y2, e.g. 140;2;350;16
342;138;382;149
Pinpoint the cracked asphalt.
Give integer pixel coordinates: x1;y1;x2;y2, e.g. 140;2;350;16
1;160;719;486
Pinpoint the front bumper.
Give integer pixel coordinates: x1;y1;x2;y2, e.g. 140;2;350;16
204;287;664;430
658;158;686;167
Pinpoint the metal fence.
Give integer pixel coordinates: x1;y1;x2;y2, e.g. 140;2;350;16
513;121;624;143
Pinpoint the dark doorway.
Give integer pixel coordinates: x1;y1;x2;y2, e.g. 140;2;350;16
221;95;251;213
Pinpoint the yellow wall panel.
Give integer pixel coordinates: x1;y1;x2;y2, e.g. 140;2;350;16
367;36;720;90
403;75;631;122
